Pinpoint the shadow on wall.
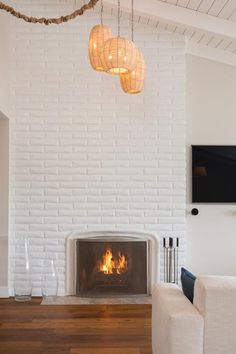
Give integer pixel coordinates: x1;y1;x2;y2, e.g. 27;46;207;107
0;111;9;296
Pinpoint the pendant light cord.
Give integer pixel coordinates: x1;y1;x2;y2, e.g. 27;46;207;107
118;0;120;37
101;0;103;25
131;0;134;42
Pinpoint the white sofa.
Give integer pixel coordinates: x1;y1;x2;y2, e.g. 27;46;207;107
152;276;236;354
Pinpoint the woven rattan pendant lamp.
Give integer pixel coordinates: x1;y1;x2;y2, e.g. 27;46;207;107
120;0;146;94
100;0;138;75
120;50;145;93
88;0;112;71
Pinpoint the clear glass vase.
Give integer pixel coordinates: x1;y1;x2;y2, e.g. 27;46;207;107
14;238;32;302
41;259;58;299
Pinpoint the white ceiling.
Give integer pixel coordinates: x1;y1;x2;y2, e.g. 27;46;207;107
104;0;236;65
161;0;236;21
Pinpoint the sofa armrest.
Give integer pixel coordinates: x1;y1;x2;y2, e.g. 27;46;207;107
152;283;203;354
194;276;236;354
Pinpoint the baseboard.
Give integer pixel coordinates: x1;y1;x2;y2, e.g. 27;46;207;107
0;286;9;298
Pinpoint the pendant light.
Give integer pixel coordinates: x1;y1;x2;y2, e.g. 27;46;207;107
100;0;138;75
120;0;146;93
88;0;112;72
120;50;145;93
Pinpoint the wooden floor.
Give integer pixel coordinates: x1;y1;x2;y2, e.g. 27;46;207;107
0;298;152;354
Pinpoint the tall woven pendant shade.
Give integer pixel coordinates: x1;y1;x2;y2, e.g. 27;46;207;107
100;37;138;75
88;25;112;71
120;50;145;94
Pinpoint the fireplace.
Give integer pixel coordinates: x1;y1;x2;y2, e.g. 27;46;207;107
76;240;147;296
66;231;160;296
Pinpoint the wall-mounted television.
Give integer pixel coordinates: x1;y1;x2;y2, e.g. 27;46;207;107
192;145;236;203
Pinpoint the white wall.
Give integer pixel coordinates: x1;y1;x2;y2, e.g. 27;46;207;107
186;55;236;276
0;116;9;237
8;0;186;295
0;12;10;295
0;12;10;115
0;114;9;291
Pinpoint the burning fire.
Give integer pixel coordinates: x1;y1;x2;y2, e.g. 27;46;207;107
99;249;128;275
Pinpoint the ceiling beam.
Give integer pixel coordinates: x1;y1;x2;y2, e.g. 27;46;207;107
104;0;236;40
186;41;236;67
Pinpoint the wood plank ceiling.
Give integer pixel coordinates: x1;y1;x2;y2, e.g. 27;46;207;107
158;0;236;54
165;0;236;21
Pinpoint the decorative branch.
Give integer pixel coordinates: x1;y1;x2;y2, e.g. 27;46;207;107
0;0;100;25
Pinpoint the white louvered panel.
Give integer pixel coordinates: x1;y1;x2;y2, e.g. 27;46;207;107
133;13;145;24
160;19;171;28
155;20;161;28
213;38;225;47
229;8;236;20
225;40;236;52
175;26;187;34
184;28;196;37
197;33;214;45
223;41;236;51
227;42;236;52
146;16;152;25
165;22;179;31
198;33;208;43
172;24;185;33
176;0;190;7
146;16;161;27
196;33;208;43
207;0;231;16
189;30;206;42
216;37;232;48
138;14;153;25
222;40;233;49
137;14;152;25
139;14;155;26
214;0;236;19
187;0;203;10
156;20;171;30
205;35;224;47
197;0;215;13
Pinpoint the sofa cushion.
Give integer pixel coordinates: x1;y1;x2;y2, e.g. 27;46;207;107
181;267;196;303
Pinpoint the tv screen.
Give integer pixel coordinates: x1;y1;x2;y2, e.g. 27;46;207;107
192;145;236;203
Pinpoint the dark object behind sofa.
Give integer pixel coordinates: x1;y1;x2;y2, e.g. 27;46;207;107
181;267;196;303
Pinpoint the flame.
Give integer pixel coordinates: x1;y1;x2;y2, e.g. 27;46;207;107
99;249;128;275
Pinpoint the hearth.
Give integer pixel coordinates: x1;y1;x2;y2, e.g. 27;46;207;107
66;231;160;296
76;240;147;296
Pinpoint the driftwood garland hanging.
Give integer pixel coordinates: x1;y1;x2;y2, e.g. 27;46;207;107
0;0;100;25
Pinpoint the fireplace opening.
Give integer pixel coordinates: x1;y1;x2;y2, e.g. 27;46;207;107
76;240;148;296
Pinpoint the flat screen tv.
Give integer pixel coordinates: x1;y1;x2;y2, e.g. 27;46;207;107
192;145;236;203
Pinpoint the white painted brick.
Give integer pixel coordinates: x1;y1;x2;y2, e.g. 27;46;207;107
29;224;58;231
9;3;186;294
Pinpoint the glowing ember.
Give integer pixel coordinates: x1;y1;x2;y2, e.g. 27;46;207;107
99;248;128;275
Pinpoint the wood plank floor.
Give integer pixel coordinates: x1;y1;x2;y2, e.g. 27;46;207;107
0;298;152;354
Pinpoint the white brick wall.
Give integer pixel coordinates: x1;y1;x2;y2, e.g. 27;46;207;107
8;0;186;295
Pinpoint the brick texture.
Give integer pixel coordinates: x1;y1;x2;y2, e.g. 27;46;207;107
8;0;186;295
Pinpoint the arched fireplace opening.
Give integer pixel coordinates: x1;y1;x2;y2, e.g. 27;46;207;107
66;231;160;297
